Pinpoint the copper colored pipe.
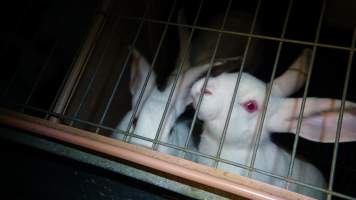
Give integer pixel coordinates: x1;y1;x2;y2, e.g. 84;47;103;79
0;109;314;200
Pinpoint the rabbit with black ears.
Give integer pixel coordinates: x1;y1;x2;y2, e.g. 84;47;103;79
190;49;356;199
114;9;262;156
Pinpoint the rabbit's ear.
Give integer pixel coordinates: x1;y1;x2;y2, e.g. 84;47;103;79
174;10;225;116
130;49;156;106
176;9;191;73
272;49;311;97
268;98;356;143
174;62;212;115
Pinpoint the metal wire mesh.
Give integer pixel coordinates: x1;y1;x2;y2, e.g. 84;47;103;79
1;0;356;199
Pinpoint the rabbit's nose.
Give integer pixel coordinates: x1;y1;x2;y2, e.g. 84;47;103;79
191;79;213;97
202;88;212;95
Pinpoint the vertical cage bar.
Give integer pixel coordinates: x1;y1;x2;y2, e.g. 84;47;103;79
50;0;113;122
151;0;204;151
185;0;233;161
212;0;262;169
45;57;75;120
285;0;326;192
326;25;356;200
94;3;152;133
68;30;116;125
123;0;177;142
69;2;131;126
248;0;294;177
22;39;59;110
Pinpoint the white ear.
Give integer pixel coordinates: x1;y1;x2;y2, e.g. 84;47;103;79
173;10;226;116
268;98;356;143
129;49;156;107
272;49;311;97
174;63;211;114
174;60;227;116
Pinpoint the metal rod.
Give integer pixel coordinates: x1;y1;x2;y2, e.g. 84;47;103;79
123;0;177;142
1;96;355;200
213;0;262;169
151;0;204;151
2;106;354;199
46;52;78;120
69;5;123;126
22;39;59;110
0;112;316;200
185;0;233;164
107;6;149;137
2;1;355;199
248;0;294;178
119;16;356;52
285;50;318;184
286;0;326;193
0;126;229;200
1;101;116;131
326;25;356;200
94;2;148;133
50;0;113;122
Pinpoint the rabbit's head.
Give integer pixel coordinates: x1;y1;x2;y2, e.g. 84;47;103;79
190;49;356;144
116;9;241;147
116;47;221;147
191;71;267;143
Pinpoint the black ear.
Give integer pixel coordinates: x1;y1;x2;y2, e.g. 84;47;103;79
176;104;203;147
210;56;243;77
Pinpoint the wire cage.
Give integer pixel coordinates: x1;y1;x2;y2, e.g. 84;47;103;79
1;0;356;199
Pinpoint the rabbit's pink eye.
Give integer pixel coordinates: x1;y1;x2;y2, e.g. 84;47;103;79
241;100;258;113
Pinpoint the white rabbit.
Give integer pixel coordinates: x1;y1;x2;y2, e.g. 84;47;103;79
113;10;194;152
114;10;260;156
114;48;213;155
113;9;222;154
190;49;356;199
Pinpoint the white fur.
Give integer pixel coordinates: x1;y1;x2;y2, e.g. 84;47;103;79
114;10;267;154
190;72;327;199
114;48;213;155
189;49;356;198
114;10;234;154
114;10;199;153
